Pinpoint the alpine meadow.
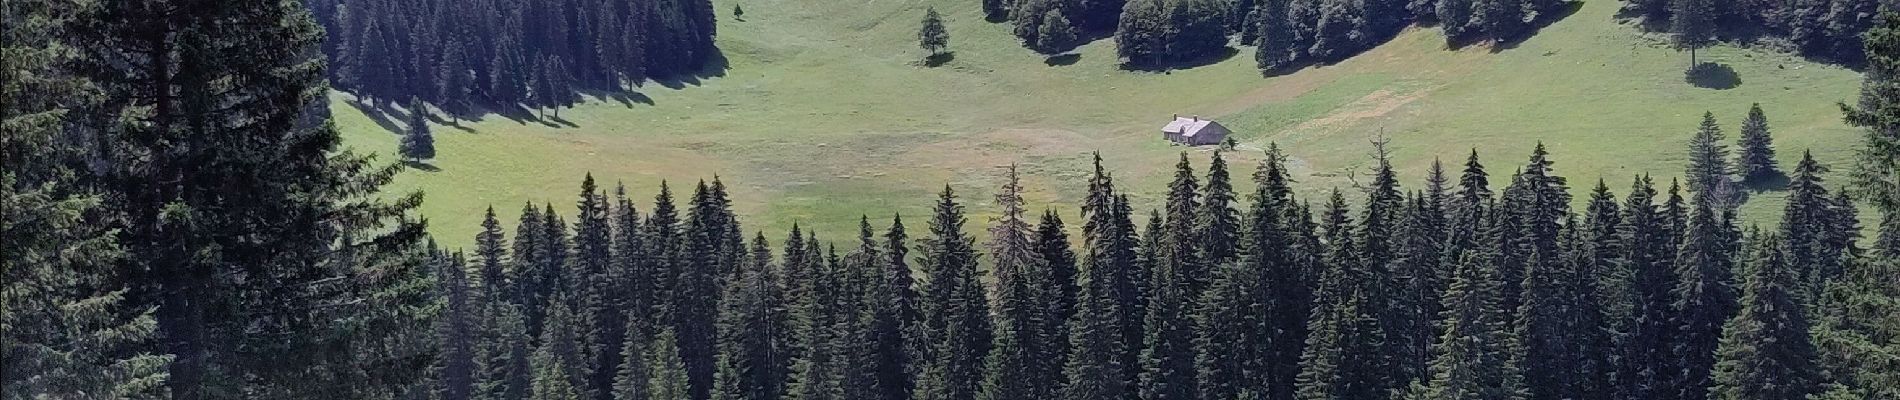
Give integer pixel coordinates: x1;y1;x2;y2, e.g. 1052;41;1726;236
7;0;1900;399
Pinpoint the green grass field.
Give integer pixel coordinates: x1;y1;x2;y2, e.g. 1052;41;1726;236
335;0;1869;247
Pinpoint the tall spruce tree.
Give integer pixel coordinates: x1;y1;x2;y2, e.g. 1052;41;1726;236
441;253;480;400
1162;153;1208;300
983;166;1048;400
1669;201;1741;400
1736;104;1781;184
403;97;437;162
1294;190;1392;400
1;0;171;394
1036;210;1081;392
1617;175;1678;400
1686;112;1738;208
75;0;435;394
712;234;790;400
1709;233;1820;400
1781;152;1846;303
916;186;993;400
1412;242;1527;400
678;181;730;399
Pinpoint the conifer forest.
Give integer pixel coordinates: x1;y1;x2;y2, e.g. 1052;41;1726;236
6;0;1900;399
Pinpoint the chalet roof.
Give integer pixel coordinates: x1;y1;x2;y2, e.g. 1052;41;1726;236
1162;116;1222;137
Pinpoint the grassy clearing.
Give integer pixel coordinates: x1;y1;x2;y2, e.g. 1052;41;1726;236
335;0;1868;247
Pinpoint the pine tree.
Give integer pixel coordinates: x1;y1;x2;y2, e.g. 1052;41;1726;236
1735;104;1781;185
1201;152;1243;270
712;234;790;400
77;0;435;393
441;253;481;400
1842;9;1900;221
1686;112;1737;208
1709;233;1820;400
1162;153;1208;300
1;1;171;393
482;304;535;400
917;185;993;400
1388;195;1440;389
402;97;437;162
1780;152;1846;303
1294;190;1392;400
1615;175;1678;399
478;206;513;305
1063;158;1137;400
920;7;951;57
612;323;650;400
646;329;692;400
436;32;472;121
1256;147;1311;400
1669;201;1741;400
678;181;729;399
983;166;1048;400
1138;244;1198;400
538;296;595;400
1035;210;1080;393
1413;245;1527;400
865;214;920;400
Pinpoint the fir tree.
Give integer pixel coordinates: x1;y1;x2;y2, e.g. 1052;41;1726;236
482;304;535;400
1842;9;1900;222
1413;246;1527;400
646;329;692;400
441;253;480;400
1709;233;1820;400
679;181;729;399
983;166;1048;400
1035;209;1081;392
1;2;171;394
1670;201;1741;400
478;206;513;305
916;185;993;400
1162;153;1207;300
1294;190;1392;400
1686;112;1737;208
402;97;436;162
1257;147;1312;400
1735;104;1781;185
1201;151;1243;270
712;234;790;400
864;213;920;400
920;7;951;57
77;0;435;393
1781;152;1845;303
1138;245;1198;400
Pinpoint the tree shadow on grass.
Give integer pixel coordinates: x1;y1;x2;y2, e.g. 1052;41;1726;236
1121;46;1239;72
1686;62;1742;89
346;99;407;136
1491;1;1585;52
1044;53;1081;66
401;160;442;172
924;52;958;67
652;48;732;89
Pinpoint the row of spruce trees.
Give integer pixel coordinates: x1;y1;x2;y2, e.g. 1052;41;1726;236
991;0;1575;70
7;0;1900;399
421;117;1897;400
308;0;720;119
996;0;1889;72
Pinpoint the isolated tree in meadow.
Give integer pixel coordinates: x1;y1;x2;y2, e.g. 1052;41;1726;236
1670;0;1717;66
1736;104;1780;184
734;4;745;19
1685;112;1734;206
921;7;951;57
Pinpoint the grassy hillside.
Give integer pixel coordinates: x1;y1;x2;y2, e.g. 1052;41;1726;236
335;0;1868;246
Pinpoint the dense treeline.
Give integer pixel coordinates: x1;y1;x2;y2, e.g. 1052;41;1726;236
995;0;1574;71
306;0;720;118
1623;0;1891;63
7;0;1900;399
994;0;1889;72
414;120;1898;400
408;80;1900;400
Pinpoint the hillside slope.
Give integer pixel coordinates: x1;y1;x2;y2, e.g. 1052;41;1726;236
336;0;1867;244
